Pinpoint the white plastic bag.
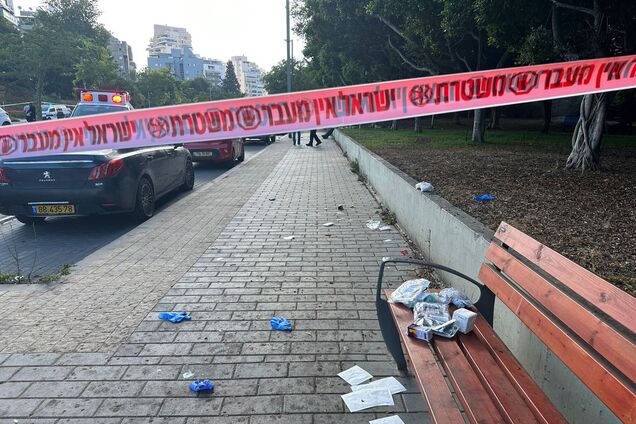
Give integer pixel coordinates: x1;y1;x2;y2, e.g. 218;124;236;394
388;279;431;308
415;181;433;192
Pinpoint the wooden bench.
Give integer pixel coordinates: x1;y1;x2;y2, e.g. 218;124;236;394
376;222;635;423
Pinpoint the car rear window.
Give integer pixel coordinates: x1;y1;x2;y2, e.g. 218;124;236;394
72;104;128;117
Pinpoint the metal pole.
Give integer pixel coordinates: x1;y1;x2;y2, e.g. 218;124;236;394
286;0;291;93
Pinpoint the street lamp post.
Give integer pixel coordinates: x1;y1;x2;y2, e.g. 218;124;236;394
286;0;291;93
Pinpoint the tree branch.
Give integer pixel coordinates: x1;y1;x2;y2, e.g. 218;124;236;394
457;54;473;72
387;36;437;75
373;14;415;45
549;0;595;16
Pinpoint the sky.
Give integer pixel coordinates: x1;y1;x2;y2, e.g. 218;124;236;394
13;0;305;72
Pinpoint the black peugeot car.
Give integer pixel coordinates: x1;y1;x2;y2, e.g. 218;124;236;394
0;90;195;224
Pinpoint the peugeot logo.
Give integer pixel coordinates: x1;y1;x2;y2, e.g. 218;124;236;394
42;171;52;179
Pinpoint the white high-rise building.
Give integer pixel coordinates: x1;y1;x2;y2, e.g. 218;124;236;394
231;55;267;97
203;59;226;86
0;0;18;27
148;24;193;56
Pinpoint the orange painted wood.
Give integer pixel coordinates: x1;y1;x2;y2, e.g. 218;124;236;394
458;332;543;423
479;265;636;423
468;317;568;424
432;337;506;423
494;222;636;333
486;243;636;383
385;290;466;424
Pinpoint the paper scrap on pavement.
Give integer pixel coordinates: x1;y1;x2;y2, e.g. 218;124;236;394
341;388;394;412
369;416;406;424
338;365;373;385
379;226;392;231
351;377;407;395
323;222;334;227
283;236;295;240
383;239;392;243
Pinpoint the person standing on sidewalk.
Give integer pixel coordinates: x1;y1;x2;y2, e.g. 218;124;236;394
306;129;322;147
292;131;302;146
24;103;36;122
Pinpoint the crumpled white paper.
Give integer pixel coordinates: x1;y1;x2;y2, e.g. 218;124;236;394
351;377;407;395
341;388;394;412
369;416;406;424
338;365;373;385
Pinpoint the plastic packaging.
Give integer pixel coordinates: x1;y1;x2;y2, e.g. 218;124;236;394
438;288;473;308
407;324;433;342
413;301;450;327
188;379;214;392
415;182;433;192
431;320;460;338
270;317;293;331
452;308;478;334
158;312;191;323
366;219;381;230
474;194;495;201
388;279;431;308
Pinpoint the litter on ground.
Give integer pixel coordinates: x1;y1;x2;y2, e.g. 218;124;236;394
323;222;334;227
158;312;191;323
341;388;394;412
415;182;433;192
379;226;392;231
369;416;406;424
351;377;407;395
283;235;295;240
474;194;495;201
189;379;214;392
338;365;373;385
270;317;293;331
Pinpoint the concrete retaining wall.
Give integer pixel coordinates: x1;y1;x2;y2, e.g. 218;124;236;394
334;129;618;424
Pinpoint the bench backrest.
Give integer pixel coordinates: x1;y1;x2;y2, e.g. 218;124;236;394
478;222;636;423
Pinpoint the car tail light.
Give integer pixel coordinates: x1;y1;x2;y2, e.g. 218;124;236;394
88;158;124;180
0;167;10;183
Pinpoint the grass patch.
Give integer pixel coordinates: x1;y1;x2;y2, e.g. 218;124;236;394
343;119;636;152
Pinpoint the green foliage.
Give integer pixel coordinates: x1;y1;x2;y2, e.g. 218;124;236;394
74;41;123;89
222;61;241;95
263;59;320;94
135;68;178;107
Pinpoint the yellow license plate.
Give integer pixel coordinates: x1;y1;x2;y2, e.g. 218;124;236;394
32;204;76;215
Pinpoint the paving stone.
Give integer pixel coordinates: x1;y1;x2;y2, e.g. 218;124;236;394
56;419;122;424
284;394;344;413
3;353;60;366
219;395;283;415
32;398;103;417
0;398;42;417
158;397;222;416
67;366;127;381
122;419;184;424
287;362;342;377
21;381;88;398
81;381;145;398
186;417;248;424
95;398;163;417
257;377;315;395
233;363;288;379
10;366;73;381
0;381;30;398
56;353;111;366
121;365;181;380
250;415;312;424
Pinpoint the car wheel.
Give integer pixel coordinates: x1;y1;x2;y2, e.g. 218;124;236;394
133;177;155;221
15;215;46;225
226;149;238;168
181;158;195;191
238;146;245;162
1;121;10;126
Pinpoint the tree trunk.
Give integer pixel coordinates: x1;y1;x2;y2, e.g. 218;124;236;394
541;100;552;133
430;115;435;129
34;70;44;121
391;120;398;131
472;109;487;143
414;117;422;133
565;93;608;170
489;108;501;130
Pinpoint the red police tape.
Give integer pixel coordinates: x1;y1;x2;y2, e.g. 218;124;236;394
1;55;635;159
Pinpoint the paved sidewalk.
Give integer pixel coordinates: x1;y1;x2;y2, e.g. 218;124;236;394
0;135;428;423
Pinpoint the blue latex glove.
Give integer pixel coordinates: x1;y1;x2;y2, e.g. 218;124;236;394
270;317;293;331
159;312;191;323
189;379;214;392
474;194;495;201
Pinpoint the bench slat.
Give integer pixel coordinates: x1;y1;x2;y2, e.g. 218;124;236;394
494;222;636;333
433;338;507;423
469;316;568;424
479;264;636;423
459;332;544;423
487;243;636;383
385;292;466;424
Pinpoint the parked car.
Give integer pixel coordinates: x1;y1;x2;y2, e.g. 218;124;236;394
0;90;194;224
243;135;275;145
0;107;11;126
185;138;244;166
42;104;72;120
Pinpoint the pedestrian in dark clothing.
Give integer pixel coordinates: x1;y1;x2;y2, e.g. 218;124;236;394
292;131;302;146
306;129;322;147
322;128;335;139
24;103;36;122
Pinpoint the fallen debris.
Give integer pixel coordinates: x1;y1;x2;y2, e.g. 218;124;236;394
379;225;392;231
338;365;373;385
351;377;406;395
283;235;295;240
182;371;195;379
158;312;191;323
400;249;409;256
341;388;394;412
189;379;214;393
415;181;433;192
474;194;495;201
366;219;382;230
270;317;293;331
323;222;334;227
369;416;406;424
337;204;345;210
